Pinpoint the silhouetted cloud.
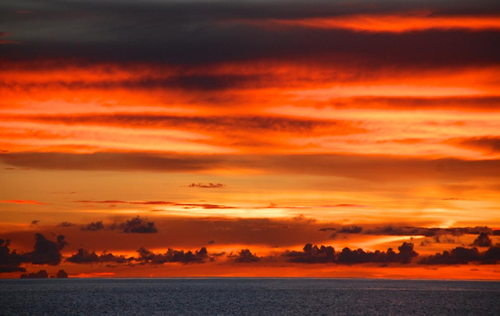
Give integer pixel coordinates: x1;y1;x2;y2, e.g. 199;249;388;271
419;246;496;265
337;242;418;264
187;183;226;189
230;249;261;263
57;221;76;227
114;216;158;234
20;270;48;279
472;232;493;247
22;233;66;265
56;269;68;278
81;216;158;233
30;220;39;226
137;247;208;264
340;225;363;233
0;239;25;273
284;244;335;263
67;249;132;264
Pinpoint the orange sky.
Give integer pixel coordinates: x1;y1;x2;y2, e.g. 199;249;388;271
0;0;499;279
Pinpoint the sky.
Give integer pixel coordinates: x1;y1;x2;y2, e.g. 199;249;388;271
0;0;499;279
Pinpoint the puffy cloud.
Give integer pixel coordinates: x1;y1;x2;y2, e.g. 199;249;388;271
136;247;208;264
337;242;418;264
56;269;68;278
339;225;363;234
20;270;48;279
187;183;226;189
229;249;261;263
284;244;335;263
66;249;132;264
0;239;25;273
471;232;492;247
81;217;157;234
22;233;66;265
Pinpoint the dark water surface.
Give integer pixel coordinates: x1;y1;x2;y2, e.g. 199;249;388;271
1;278;499;315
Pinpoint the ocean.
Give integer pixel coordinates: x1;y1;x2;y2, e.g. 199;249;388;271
1;278;499;315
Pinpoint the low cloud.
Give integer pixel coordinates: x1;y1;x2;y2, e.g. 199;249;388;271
186;183;226;189
81;216;158;234
22;234;67;265
0;239;25;273
419;246;500;265
229;249;261;263
137;247;208;264
471;232;492;247
67;249;132;264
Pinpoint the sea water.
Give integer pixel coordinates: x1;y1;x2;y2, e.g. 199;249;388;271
1;278;499;315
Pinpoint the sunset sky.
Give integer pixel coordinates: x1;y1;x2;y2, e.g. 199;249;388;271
1;0;499;279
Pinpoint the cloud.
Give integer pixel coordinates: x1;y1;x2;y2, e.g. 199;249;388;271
229;249;261;263
284;244;335;263
81;216;158;234
67;249;131;264
339;225;363;233
20;270;48;279
0;200;46;205
449;137;500;154
0;239;25;273
419;246;500;265
338;242;418;264
471;232;493;247
30;220;40;226
3;152;499;182
136;247;208;264
114;216;158;234
187;183;226;189
57;221;76;227
22;233;67;265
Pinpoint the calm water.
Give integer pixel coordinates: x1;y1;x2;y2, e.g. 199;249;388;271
0;278;499;315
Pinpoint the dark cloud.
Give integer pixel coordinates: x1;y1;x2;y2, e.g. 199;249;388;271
187;183;226;189
339;225;363;234
81;220;106;232
136;247;208;264
114;216;158;234
229;249;261;263
0;239;25;273
449;137;500;154
67;248;131;264
57;221;76;227
20;270;48;279
56;269;68;278
81;216;157;233
337;242;418;264
472;232;493;247
3;152;499;182
418;246;500;265
22;233;67;265
2;4;499;70
284;244;335;263
361;226;492;237
30;220;39;226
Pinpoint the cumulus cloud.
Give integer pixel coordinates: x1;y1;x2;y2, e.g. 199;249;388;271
20;270;48;279
471;232;492;247
339;225;363;233
0;239;25;273
67;249;131;264
81;216;158;233
22;233;67;265
136;247;208;264
229;249;261;263
187;183;226;188
284;244;335;263
419;246;500;265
